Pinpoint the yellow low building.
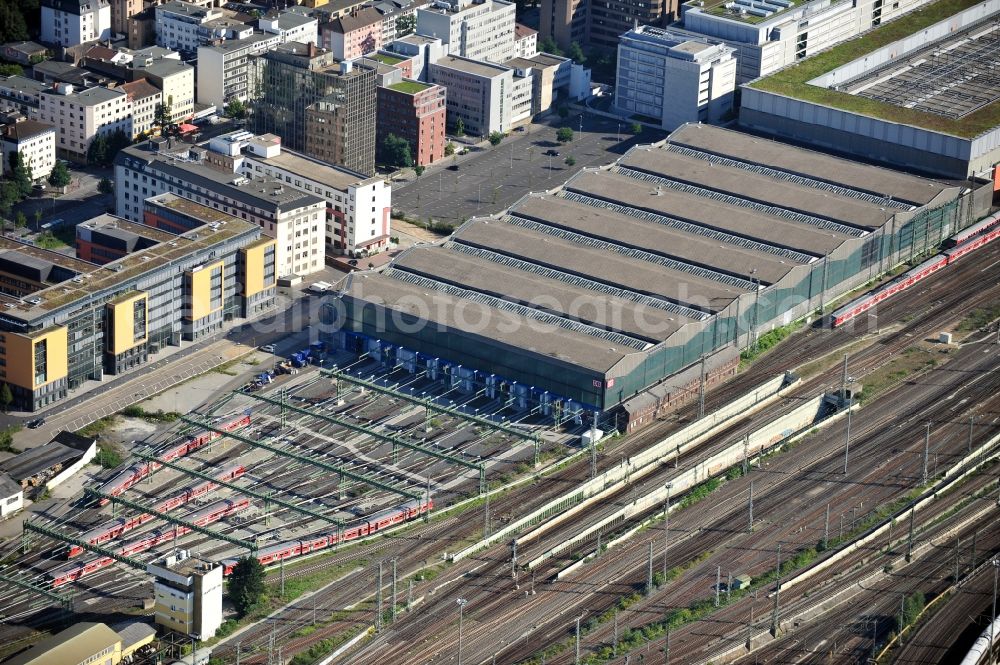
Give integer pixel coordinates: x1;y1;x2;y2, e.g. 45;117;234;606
3;623;122;665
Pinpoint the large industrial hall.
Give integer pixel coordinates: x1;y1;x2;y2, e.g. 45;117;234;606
325;123;990;417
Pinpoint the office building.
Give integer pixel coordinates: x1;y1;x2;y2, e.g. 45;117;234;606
680;0;933;83
1;120;56;182
321;6;383;59
615;26;735;130
416;0;516;63
196;32;281;108
429;55;512;135
540;0;679;51
514;23;537;58
41;0;112;48
155;1;251;55
0;194;273;411
385;33;444;81
38;85;132;161
377;79;445;166
225;131;392;255
147;550;223;639
740;0;1000;178
253;41;377;175
116;138;324;277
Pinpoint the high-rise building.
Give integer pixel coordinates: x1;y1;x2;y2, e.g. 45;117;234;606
377;79;445;166
540;0;678;51
615;26;736;130
253;41;377;175
416;0;516;63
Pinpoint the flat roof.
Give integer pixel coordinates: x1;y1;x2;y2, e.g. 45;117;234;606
80;213;177;244
747;0;1000;138
453;216;746;312
249;146;374;190
394;244;694;342
668;124;950;206
0;440;87;483
431;55;511;78
344;271;637;373
564;169;848;257
620;146;895;229
511;193;801;284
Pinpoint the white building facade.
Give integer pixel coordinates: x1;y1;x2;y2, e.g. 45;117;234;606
615;26;736;130
147;551;223;640
429;55;513;135
679;0;933;82
196;32;281;108
237;133;392;256
1;120;57;182
41;0;112;48
259;7;318;45
38;85;133;161
416;0;516;63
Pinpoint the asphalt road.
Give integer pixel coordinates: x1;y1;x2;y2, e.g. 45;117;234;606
390;112;665;226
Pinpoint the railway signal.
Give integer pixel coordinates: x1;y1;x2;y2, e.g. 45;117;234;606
457;598;468;665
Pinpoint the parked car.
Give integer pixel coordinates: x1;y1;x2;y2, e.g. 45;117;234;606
26;417;45;429
545;149;560;157
259;344;276;353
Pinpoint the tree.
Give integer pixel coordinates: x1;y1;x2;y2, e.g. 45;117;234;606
228;556;266;616
0;383;11;412
9;152;32;198
48;161;71;188
154;101;172;128
556;126;574;143
444;142;456;157
33;209;42;229
396;13;416;36
413;164;425;177
453;117;465;137
0;63;23;77
488;131;504;146
564;156;576;167
97;177;114;195
225;98;248;119
538;36;563;57
380;133;412;169
568;41;586;64
630;122;643;135
0;181;19;218
14;211;26;228
87;130;131;166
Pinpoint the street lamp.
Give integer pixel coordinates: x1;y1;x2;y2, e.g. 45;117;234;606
991;559;999;661
457;598;468;665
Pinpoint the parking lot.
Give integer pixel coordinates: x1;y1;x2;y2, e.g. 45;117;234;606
391;111;666;226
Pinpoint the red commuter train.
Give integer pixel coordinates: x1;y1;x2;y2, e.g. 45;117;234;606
69;464;245;557
96;413;251;505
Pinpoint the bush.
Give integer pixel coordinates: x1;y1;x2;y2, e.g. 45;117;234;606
488;131;504;146
94;444;122;469
556;127;574;143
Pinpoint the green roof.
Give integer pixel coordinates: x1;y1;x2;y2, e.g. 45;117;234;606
388;80;432;94
698;0;794;24
748;0;999;138
372;53;406;65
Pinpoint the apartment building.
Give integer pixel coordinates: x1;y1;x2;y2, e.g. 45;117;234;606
1;120;56;181
41;0;112;48
226;131;392;256
134;57;195;122
196;32;280;108
0;197;272;411
384;33;445;81
429;55;512;135
679;0;933;82
115;137;326;277
417;0;515;63
111;0;143;37
368;0;422;42
253;42;377;175
0;76;47;119
155;1;246;54
377;79;445;166
514;23;537;58
120;78;162;137
38;84;132;161
615;26;736;130
321;7;384;59
540;0;679;51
